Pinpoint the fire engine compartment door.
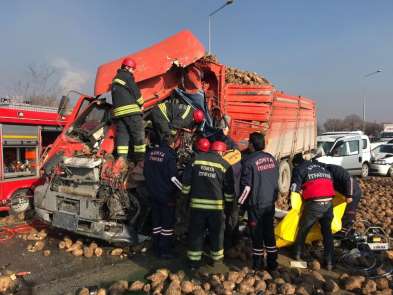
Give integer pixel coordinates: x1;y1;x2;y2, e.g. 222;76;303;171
2;124;39;146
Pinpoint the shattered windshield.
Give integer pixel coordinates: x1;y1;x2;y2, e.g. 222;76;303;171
71;103;110;137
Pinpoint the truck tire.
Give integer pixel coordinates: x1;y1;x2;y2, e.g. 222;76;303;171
361;163;369;178
278;160;291;194
9;189;33;215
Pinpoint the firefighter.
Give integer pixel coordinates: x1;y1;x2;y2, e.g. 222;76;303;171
238;132;279;270
111;57;145;171
321;163;362;234
182;140;234;269
147;100;205;144
143;134;181;258
290;153;336;270
222;147;242;251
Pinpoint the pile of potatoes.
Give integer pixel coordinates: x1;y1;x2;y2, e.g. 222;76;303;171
23;229;49;255
57;237;104;258
200;55;271;86
57;236;129;258
77;266;393;295
0;212;26;226
355;177;393;236
276;193;291;211
225;66;270;86
0;273;17;294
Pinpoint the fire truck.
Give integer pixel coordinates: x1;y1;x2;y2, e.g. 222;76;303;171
0;98;68;214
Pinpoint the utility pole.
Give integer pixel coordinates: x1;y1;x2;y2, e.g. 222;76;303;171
208;0;234;55
362;69;382;131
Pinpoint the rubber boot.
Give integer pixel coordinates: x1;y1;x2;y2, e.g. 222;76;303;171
291;243;303;261
267;254;278;271
252;256;264;270
188;260;200;271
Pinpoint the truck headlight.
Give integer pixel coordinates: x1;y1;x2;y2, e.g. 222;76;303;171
374;160;387;165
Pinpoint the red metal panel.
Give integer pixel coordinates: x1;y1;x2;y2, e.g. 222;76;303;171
223;83;316;153
0;108;67;126
0;178;40;202
94;30;205;96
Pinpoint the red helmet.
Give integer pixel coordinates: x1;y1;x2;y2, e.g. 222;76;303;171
122;57;136;70
193;109;205;124
195;138;210;152
211;141;227;152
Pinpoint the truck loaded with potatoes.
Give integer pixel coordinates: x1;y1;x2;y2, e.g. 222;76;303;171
33;30;316;244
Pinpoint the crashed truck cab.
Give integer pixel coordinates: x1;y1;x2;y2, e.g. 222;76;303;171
34;31;206;243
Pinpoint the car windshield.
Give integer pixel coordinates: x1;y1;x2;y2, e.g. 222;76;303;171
379;145;393;154
317;141;334;153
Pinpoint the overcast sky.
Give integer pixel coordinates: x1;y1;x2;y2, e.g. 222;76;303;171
0;0;392;123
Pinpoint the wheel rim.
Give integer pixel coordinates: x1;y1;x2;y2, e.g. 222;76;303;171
10;193;31;213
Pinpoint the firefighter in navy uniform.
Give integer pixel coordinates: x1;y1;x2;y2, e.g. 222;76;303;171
321;163;362;234
182;140;234;269
238;132;279;271
147;101;205;144
111;57;145;170
143;134;180;258
291;153;336;270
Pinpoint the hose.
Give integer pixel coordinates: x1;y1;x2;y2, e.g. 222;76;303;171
0;219;47;242
339;249;393;279
0;227;15;242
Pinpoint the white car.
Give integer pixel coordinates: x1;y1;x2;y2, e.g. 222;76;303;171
370;143;393;177
316;131;371;177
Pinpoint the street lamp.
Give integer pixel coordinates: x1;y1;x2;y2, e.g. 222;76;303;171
208;0;234;55
362;69;382;131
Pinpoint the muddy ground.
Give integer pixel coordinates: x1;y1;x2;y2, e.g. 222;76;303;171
0;176;392;294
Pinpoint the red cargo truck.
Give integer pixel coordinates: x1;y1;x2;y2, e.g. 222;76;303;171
0;99;68;213
94;31;316;193
34;30;316;243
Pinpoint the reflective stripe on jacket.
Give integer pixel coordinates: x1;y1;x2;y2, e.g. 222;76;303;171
182;151;234;211
111;69;144;117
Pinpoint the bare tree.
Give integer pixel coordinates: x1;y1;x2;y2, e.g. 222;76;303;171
323;114;383;137
10;64;64;107
323;118;343;131
364;121;383;137
342;114;363;131
317;123;324;135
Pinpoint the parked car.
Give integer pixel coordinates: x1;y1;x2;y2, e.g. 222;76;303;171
315;131;371;177
380;131;393;142
370;143;393;177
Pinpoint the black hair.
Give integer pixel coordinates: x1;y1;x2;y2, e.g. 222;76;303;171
162;134;176;146
249;132;265;151
292;153;304;167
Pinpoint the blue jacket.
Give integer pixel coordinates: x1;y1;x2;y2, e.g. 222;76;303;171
143;144;178;201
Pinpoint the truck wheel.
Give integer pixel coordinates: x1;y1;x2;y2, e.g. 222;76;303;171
278;160;291;194
9;189;33;215
361;163;369;178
